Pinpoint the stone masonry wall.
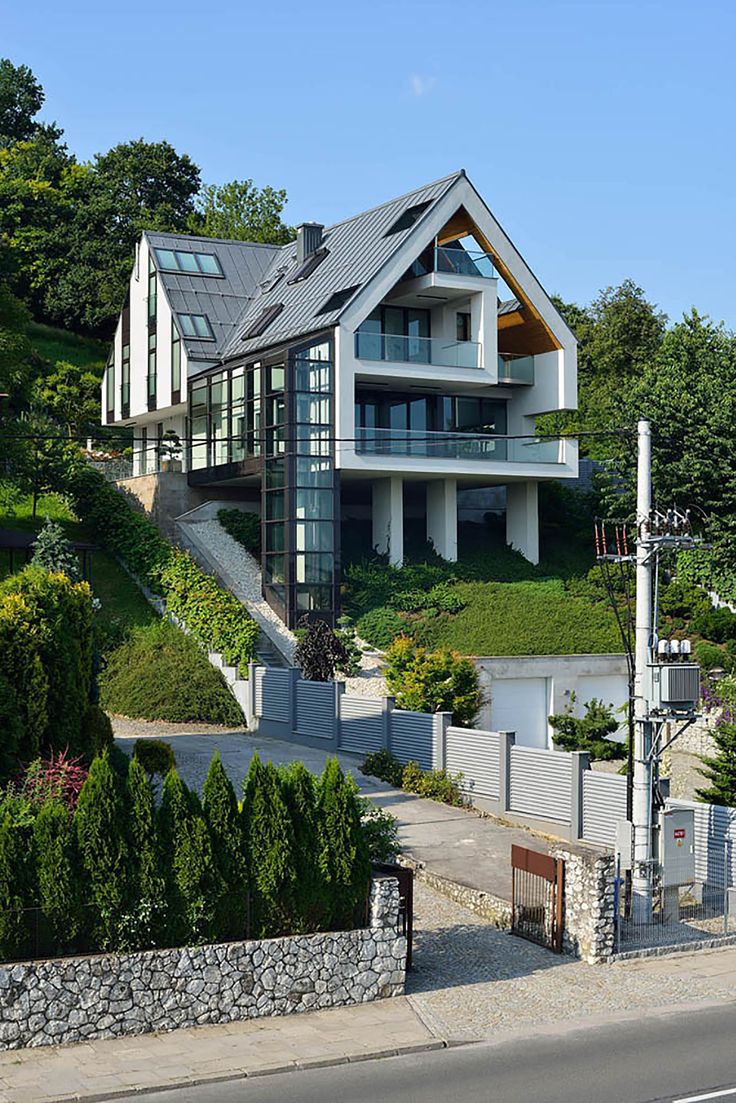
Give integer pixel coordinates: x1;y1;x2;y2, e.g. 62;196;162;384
0;877;405;1051
551;846;616;964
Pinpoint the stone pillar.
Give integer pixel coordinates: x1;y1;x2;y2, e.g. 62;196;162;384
372;477;404;566
426;479;458;561
506;480;539;564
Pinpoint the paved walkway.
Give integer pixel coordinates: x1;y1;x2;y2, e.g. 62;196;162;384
113;722;559;904
0;998;439;1103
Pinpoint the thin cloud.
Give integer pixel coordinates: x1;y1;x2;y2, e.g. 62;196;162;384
410;74;437;98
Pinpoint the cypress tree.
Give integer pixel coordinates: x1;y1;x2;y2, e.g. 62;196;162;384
74;751;132;950
317;757;371;930
242;754;296;938
280;761;325;932
697;721;736;805
202;752;248;939
160;768;222;945
127;756;166;947
0;810;32;961
33;799;84;956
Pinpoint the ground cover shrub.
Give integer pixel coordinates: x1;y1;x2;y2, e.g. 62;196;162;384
695;640;734;674
356;606;408;650
360;749;405;788
133;738;176;778
384;636;482;727
401;761;466;806
217;508;261;556
99;621;245;724
62;465;259;674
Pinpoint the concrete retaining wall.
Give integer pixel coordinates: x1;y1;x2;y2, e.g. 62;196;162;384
0;878;405;1051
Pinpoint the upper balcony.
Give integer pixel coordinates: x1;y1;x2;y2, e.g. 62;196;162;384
355;427;564;464
405;245;496;281
498;354;535;385
355;331;481;370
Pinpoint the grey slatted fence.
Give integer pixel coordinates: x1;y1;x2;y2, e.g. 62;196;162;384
582;772;628;847
445;726;501;801
509;747;573;824
390;712;435;770
255;667;290;722
295;680;335;740
339;696;385;755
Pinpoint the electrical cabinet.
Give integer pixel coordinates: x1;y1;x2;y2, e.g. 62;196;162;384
658;808;695;887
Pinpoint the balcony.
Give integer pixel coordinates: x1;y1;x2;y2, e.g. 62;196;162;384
498;354;535;385
355;331;481;369
406;245;496;281
355;427;563;464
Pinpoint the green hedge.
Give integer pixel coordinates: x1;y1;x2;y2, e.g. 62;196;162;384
0;750;372;961
0;566;95;775
217;508;261;556
100;622;245;725
63;465;259;675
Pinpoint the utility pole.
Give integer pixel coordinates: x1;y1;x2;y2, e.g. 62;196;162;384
632;419;654;921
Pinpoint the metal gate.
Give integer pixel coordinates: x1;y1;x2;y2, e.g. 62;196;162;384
511;844;564;953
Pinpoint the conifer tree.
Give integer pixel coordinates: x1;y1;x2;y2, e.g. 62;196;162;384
202;752;248;939
127;756;166;947
74;751;132;950
33;798;83;955
241;754;296;937
159;768;222;945
30;518;82;582
317;757;371;930
697;721;736;805
280;761;324;932
0;810;31;960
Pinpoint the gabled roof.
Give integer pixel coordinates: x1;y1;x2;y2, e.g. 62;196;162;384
221;170;465;359
145;232;281;360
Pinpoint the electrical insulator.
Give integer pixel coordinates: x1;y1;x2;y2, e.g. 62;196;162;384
670;639;681;656
680;639;692;656
658;639;670;658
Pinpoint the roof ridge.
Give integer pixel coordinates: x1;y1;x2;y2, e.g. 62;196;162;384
145;230;285;250
322;169;465;233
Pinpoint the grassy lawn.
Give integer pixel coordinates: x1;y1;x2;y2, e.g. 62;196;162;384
27;322;107;371
0;490;155;636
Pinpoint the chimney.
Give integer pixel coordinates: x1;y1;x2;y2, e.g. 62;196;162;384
296;222;324;265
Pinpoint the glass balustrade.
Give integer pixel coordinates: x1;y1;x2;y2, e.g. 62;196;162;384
498;355;535;384
355;427;562;463
355;331;481;368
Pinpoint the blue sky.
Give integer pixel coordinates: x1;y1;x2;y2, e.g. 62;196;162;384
4;0;735;327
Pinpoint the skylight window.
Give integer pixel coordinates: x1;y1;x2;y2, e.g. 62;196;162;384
154;249;223;277
315;285;360;315
242;303;284;340
385;201;431;236
287;247;328;285
177;313;214;340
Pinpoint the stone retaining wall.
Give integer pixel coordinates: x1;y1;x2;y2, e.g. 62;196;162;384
0;877;405;1051
551;845;616;963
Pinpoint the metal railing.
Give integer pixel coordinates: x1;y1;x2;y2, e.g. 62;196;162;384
354;331;481;369
498;354;535;385
407;246;496;280
354;427;563;463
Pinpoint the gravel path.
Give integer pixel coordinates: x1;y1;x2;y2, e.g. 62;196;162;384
408;883;735;1040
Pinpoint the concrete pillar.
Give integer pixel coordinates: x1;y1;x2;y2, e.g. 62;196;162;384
426;479;458;562
372;477;404;565
506;480;539;564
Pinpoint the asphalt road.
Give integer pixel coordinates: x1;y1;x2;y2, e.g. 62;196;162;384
118;1001;736;1103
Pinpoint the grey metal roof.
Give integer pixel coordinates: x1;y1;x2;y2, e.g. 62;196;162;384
220;170;466;359
498;297;522;315
145;232;281;360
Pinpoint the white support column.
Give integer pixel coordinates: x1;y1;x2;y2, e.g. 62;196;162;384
426;478;458;561
506;481;539;564
372;477;404;566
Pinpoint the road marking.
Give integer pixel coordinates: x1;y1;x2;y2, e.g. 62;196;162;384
675;1089;736;1103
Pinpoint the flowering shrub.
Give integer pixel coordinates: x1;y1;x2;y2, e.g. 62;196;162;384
12;750;89;810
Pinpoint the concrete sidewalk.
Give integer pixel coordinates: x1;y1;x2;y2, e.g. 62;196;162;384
113;722;560;909
0;998;442;1103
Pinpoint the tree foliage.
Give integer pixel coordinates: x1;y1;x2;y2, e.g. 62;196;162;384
280;761;325;932
384;636;482;727
242;754;296;938
295;618;351;682
202;753;248;939
33;798;83;954
30;516;82;581
191;179;292;244
549;695;624;761
317;758;371;930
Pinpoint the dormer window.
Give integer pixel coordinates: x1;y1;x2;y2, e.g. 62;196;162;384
154;249;223;276
177;313;214;340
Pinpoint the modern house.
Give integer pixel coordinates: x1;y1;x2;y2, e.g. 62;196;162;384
102;169;577;629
